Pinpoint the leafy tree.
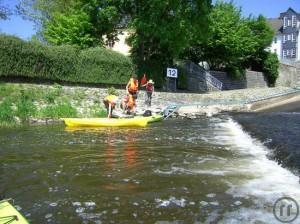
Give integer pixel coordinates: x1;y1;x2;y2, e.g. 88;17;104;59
0;0;11;20
186;1;274;78
17;0;121;46
43;11;96;48
126;0;211;84
187;2;256;69
262;52;279;86
244;15;274;70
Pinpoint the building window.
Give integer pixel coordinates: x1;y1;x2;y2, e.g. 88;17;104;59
284;17;287;28
292;15;297;27
288;19;291;26
274;37;277;43
292;48;296;57
291;33;295;42
287;34;291;41
283;34;286;43
283;50;286;57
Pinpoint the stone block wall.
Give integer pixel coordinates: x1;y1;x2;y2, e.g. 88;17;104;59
210;71;268;90
276;63;299;87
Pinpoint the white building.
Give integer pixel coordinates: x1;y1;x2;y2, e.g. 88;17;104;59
268;8;300;63
267;19;283;59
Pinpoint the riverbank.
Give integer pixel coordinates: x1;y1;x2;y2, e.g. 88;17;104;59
0;82;299;126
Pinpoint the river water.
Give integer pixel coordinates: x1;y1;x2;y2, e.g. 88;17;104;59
1;115;300;223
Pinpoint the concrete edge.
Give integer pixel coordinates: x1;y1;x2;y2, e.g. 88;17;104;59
249;91;300;112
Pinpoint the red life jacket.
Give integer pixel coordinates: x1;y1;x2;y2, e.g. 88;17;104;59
146;83;153;92
141;74;147;86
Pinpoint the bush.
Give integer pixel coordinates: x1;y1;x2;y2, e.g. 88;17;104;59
0;34;135;85
0;98;15;124
262;52;279;86
225;65;246;79
107;86;117;95
39;102;77;118
15;90;37;122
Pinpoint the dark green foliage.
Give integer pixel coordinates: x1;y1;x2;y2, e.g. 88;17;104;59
262;52;279;86
128;0;211;86
0;35;135;84
185;1;276;81
136;59;165;88
176;62;188;90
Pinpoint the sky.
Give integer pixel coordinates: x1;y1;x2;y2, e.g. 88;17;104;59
1;0;300;40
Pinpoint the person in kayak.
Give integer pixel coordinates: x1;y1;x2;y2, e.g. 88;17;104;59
126;75;139;99
120;94;129;113
120;94;136;115
103;88;118;118
127;94;136;115
142;79;154;107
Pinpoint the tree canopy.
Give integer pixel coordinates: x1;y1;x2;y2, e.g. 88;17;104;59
16;0;278;84
0;0;11;20
185;1;275;77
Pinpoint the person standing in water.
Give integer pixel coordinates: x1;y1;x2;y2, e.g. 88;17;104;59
126;75;139;100
142;79;154;107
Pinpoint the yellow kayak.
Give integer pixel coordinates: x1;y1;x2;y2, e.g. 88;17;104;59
63;115;163;128
63;117;148;127
0;199;29;224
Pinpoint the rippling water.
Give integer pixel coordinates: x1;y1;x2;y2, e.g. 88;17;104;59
1;116;300;223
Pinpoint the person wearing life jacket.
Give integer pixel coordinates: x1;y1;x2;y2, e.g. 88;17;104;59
125;94;136;115
103;89;118;118
126;75;139;99
142;79;154;107
120;94;129;112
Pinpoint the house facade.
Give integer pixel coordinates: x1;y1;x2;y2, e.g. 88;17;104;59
268;8;300;62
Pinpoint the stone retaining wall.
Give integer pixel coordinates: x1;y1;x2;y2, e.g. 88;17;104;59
210;71;268;90
276;63;299;87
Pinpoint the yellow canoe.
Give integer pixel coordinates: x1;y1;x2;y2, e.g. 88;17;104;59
0;199;29;224
63;117;148;127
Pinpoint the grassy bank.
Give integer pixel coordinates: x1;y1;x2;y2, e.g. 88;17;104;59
0;82;106;126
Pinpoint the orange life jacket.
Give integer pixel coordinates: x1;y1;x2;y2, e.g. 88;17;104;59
128;78;138;93
127;95;135;109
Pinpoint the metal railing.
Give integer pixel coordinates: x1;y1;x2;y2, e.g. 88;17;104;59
186;61;223;90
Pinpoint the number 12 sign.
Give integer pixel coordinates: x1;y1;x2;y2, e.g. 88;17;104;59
167;68;178;78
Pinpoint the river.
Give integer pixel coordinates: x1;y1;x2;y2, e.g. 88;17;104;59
1;115;300;223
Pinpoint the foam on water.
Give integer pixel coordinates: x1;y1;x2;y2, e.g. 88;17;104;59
215;118;300;222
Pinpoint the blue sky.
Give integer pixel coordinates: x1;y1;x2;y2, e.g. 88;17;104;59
1;0;300;40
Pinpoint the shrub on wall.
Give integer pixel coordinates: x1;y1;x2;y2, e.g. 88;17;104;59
0;34;135;84
262;52;279;86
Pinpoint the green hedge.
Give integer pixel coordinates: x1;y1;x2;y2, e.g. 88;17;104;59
0;35;135;84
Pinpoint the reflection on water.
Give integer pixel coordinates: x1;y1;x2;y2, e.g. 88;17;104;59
1;117;300;223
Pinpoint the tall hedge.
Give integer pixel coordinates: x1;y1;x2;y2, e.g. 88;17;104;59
0;35;135;84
